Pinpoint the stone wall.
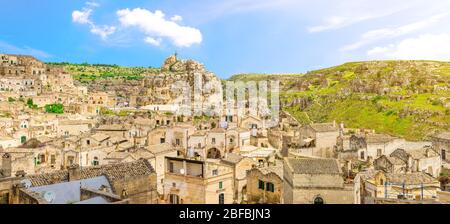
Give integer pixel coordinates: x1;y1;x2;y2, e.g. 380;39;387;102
111;174;158;204
247;170;283;204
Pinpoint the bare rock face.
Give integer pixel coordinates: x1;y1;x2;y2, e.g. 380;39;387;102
161;54;178;71
141;55;223;115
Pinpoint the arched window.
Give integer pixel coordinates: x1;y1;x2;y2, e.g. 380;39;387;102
314;196;324;204
218;193;225;204
93;157;99;166
207;148;221;159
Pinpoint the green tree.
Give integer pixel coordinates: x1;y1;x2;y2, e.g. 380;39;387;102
45;103;64;114
26;98;37;109
7;97;15;102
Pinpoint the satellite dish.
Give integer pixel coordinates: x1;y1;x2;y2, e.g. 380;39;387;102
20;179;32;188
43;191;56;203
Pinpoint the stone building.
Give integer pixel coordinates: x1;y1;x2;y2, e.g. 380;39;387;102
9;159;158;204
293;122;340;158
221;153;256;203
283;157;354;204
246;162;283;204
431;132;450;164
373;144;441;177
362;171;440;202
163;156;234;204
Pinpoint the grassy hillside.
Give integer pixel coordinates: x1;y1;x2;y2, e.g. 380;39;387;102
229;60;450;140
46;62;160;83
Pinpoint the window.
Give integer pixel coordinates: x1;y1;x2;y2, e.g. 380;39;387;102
197;143;201;148
93;157;99;166
360;151;365;159
51;155;56;165
229;138;234;143
156;120;160;125
67;156;74;165
377;149;382;156
212;138;216;144
169;194;180;204
266;182;275;192
166;120;170;125
169;162;174;173
219;181;223;189
176;139;181;146
442;149;447;161
314;196;324;204
212;169;218;176
160;138;165;143
86;140;90;145
258;180;265;190
20;136;26;144
218;193;224;204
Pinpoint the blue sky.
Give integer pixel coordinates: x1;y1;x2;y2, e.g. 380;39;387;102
1;0;450;78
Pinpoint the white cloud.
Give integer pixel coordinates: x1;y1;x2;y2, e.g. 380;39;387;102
144;37;162;46
72;9;92;25
341;12;450;51
367;34;450;60
90;25;117;39
72;2;116;40
86;1;100;8
117;8;202;47
170;15;183;22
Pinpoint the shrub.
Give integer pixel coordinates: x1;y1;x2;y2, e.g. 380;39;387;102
45;103;64;114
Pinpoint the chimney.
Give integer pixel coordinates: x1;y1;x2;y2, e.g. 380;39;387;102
425;148;431;157
68;164;81;181
2;153;12;177
406;156;413;173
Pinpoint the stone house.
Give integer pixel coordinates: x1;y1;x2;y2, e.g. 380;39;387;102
93;124;130;140
364;133;405;160
169;124;196;150
363;171;440;201
221;153;256;203
188;130;207;158
295;122;340;158
163;156;234;204
87;91;116;108
147;126;169;145
13;159;158;204
206;128;227;159
240;115;264;130
374;145;441;177
246;162;283;204
431;132;450;165
225;127;251;153
56;119;93;137
147;143;178;194
283;157;354;204
240;145;276;167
